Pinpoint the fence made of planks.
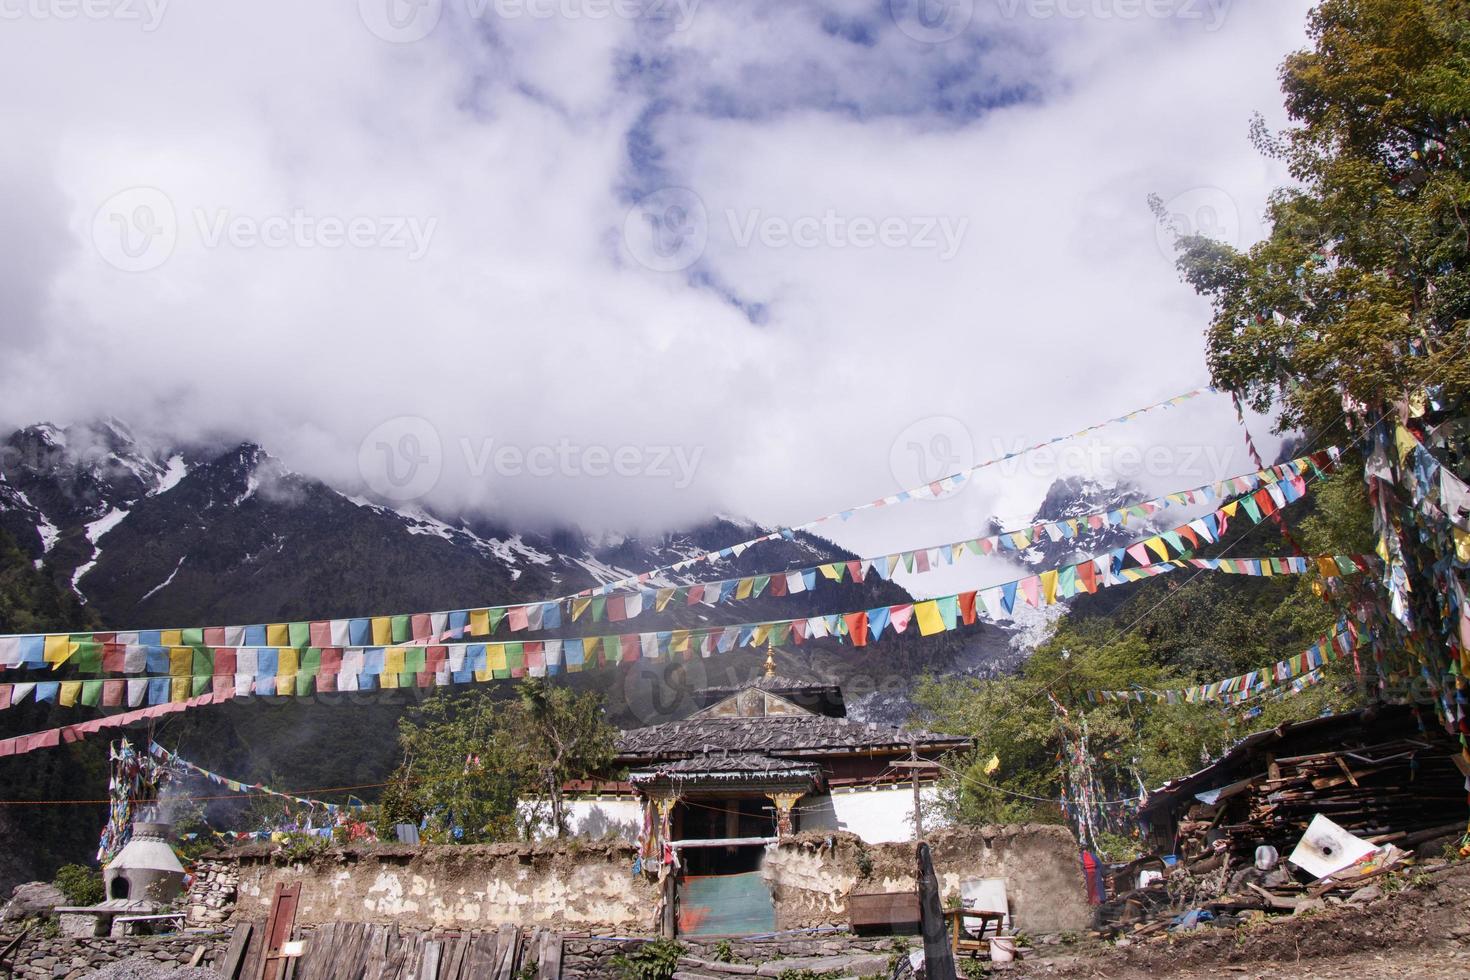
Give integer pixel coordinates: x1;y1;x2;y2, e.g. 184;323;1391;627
222;920;564;980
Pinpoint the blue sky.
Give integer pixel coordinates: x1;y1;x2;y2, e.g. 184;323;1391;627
0;0;1313;581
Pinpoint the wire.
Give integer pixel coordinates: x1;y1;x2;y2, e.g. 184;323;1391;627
0;781;389;807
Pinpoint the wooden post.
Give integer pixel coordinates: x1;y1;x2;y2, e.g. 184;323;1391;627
910;737;924;841
917;843;957;980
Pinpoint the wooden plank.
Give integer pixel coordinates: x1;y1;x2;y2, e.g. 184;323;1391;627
420;939;442;980
363;926;395;980
440;933;467;980
465;931;499;980
493;925;519;980
222;922;255;980
537;931;562;980
260;883;303;980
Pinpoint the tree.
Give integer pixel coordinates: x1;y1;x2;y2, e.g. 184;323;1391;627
507;680;619;838
1166;0;1470;440
377;681;619;843
379;690;528;843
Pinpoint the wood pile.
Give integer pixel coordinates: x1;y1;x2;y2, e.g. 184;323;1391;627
1179;736;1465;862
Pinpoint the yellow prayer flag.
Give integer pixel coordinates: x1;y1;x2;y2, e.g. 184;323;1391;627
384;647;405;674
170;676;189;702
818;563;843;581
381;671;399;689
169;647;192;676
371;617;392;645
983;753;1000;776
43;634;70;665
60;681;81;707
487;645;508;672
736;577;755;600
277;647;299;676
1455;527;1470;564
474;667;493;683
264;624;288;647
671;630;691;654
914;600;945;636
1040;569;1059;604
1143;538;1170;563
655;589;675;612
470;609;490;635
1222;501;1239;518
160;629;183;647
275;675;294;696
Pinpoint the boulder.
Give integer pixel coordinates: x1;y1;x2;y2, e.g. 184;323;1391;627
3;881;67;920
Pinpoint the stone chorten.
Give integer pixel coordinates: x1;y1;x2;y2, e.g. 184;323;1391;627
102;821;185;904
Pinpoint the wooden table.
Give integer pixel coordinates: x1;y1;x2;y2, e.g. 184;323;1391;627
944;907;1007;958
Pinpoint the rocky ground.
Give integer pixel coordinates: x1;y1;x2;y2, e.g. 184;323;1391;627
1006;858;1470;979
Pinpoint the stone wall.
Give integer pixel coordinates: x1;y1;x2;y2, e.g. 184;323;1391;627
4;930;231;980
560;933;908;979
764;824;1092;935
195;840;660;934
189;823;1090;940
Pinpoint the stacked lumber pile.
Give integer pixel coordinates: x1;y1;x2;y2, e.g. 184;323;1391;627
1194;737;1465;862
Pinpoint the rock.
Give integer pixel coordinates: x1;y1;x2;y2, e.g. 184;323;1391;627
3;882;67;921
1348;884;1383;904
1292;898;1327;917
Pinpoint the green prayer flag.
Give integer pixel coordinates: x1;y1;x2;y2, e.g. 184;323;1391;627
192;648;213;677
300;648;322;675
182;627;205;648
505;642;525;670
81;680;103;707
391;615;411;644
403;647;426;673
288;622;310;649
72;642;102;674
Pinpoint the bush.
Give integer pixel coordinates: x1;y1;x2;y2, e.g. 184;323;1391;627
52;864;103;906
610;938;684;980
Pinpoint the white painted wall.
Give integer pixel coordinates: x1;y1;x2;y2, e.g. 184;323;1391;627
800;785;947;844
519;796;644;842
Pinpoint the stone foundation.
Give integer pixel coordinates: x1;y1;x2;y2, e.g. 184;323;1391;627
3;931;231;980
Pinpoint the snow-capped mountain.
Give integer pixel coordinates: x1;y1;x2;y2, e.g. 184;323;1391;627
1016;474;1164;570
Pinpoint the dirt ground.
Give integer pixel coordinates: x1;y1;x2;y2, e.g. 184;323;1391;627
1005;859;1470;979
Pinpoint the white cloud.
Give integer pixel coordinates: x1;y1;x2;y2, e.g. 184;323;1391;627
0;0;1311;546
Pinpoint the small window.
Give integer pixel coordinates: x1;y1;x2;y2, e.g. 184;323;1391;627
110;877;130;900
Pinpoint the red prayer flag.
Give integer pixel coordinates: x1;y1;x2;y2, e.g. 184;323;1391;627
958;592;977;625
844;612;869;647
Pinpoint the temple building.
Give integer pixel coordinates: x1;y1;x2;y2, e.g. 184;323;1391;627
559;655;971;873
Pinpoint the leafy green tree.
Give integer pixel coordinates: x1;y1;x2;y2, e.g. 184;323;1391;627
1165;0;1470;439
378;681;618;843
380;690;528;843
509;680;618;838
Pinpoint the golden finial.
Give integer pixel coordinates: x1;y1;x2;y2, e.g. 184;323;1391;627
764;640;777;679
